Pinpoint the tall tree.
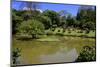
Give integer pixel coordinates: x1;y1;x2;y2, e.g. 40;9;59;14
12;9;23;34
19;2;40;20
76;6;96;30
43;10;60;27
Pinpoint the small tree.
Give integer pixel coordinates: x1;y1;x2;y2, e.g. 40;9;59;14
18;19;45;39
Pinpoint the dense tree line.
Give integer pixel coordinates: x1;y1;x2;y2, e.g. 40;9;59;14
12;5;96;38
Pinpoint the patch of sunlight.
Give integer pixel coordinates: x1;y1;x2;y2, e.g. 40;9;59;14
36;38;60;41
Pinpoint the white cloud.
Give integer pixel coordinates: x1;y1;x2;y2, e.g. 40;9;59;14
22;7;43;13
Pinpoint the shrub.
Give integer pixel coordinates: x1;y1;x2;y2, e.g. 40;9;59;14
58;29;60;32
79;30;83;33
76;46;96;62
80;35;87;38
56;32;64;36
63;29;66;33
68;31;71;33
68;28;71;31
17;19;45;39
85;29;90;34
93;30;95;32
12;48;21;65
51;28;55;31
72;28;75;31
46;31;54;35
63;30;66;33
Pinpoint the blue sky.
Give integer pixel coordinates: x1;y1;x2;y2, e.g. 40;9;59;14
12;1;81;16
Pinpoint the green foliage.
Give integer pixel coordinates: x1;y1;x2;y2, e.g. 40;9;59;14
59;16;66;27
58;29;60;32
12;9;23;34
18;19;45;38
68;31;71;33
56;32;64;36
43;10;60;27
84;21;95;30
12;6;96;38
38;15;52;29
85;29;90;34
76;6;96;30
63;29;66;33
51;28;55;31
46;31;54;35
23;10;41;20
12;48;21;65
77;30;83;33
76;46;96;62
66;15;75;27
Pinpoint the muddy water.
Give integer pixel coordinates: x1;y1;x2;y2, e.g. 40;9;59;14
13;36;95;65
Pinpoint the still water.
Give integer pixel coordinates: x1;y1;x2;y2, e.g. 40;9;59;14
13;36;95;65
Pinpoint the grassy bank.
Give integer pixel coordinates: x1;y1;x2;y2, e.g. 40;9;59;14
45;28;95;38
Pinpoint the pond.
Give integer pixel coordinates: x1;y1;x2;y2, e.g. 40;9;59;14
12;36;95;65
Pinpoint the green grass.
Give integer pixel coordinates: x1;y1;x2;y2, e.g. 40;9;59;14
47;28;96;38
36;36;60;41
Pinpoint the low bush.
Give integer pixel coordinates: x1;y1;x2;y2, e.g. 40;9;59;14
85;29;90;34
51;28;55;31
46;31;54;35
76;46;96;62
12;48;21;65
58;29;60;32
79;30;83;33
63;29;66;33
68;28;71;31
56;32;64;36
68;31;71;33
77;30;83;33
72;28;75;31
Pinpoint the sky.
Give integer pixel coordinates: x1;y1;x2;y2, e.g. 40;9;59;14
12;1;81;16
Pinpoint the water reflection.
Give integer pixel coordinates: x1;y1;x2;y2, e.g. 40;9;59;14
13;36;95;65
40;48;78;63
